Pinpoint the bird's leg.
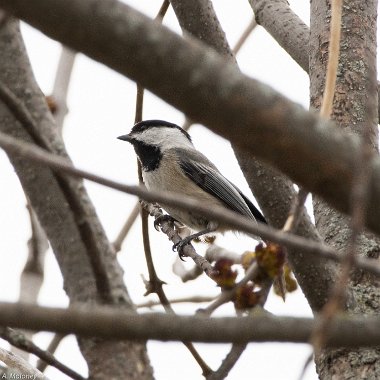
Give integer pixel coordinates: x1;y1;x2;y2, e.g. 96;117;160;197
173;222;218;259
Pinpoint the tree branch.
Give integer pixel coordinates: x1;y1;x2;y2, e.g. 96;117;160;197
0;302;379;347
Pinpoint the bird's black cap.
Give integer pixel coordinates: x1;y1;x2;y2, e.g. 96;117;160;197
130;120;192;142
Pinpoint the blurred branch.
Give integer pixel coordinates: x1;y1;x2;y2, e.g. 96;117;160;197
282;189;308;233
2;131;380;278
136;295;215;309
50;46;76;133
112;202;140;253
207;343;247;380
13;200;48;362
1;302;380;347
0;328;85;380
232;17;257;55
36;334;65;373
172;256;203;282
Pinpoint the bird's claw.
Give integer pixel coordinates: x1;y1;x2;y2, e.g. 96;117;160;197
172;237;193;261
154;214;176;231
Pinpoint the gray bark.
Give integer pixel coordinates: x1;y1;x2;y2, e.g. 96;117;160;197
309;0;380;378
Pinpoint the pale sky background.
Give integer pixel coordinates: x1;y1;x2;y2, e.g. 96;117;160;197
1;0;371;379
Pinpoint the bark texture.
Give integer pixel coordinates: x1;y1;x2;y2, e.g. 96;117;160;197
0;20;152;380
309;0;380;378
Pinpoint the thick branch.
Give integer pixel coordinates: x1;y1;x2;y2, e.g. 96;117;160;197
0;302;379;347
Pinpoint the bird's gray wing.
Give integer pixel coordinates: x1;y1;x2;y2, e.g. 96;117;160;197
177;149;258;220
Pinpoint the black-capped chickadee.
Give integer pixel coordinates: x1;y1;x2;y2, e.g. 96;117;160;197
118;120;266;252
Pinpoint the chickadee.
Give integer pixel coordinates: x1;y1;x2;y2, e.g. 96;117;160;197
118;120;266;253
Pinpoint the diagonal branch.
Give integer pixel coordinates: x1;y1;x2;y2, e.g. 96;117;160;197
1;131;380;278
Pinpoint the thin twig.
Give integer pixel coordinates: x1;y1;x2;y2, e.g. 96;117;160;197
232;17;257;55
112;201;140;253
140;202;214;378
111;0;167;252
207;343;247;380
282;188;309;233
319;0;342;119
134;85;144;124
51;46;76;134
156;0;170;20
136;295;216;309
36;334;65;373
0;327;85;380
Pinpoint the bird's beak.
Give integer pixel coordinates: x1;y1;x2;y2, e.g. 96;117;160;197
117;133;133;143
